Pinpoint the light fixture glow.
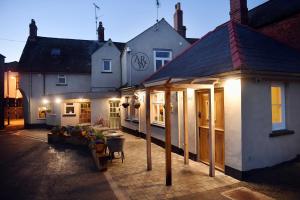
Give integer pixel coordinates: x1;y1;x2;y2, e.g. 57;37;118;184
42;98;49;105
55;97;62;104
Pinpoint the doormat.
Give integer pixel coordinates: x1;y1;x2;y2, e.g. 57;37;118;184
221;187;275;200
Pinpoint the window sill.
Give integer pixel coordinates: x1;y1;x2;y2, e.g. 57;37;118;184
37;118;46;120
101;71;112;74
151;123;165;129
56;83;68;86
269;129;295;138
62;114;76;117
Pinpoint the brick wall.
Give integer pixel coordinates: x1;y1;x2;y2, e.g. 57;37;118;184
257;12;300;51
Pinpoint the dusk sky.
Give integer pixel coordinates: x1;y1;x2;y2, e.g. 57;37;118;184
0;0;267;62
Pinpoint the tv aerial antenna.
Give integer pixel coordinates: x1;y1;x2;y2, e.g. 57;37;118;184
156;0;160;22
93;3;100;35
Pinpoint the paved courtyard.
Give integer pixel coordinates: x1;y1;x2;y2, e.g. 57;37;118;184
0;129;116;200
106;133;300;200
1;128;299;200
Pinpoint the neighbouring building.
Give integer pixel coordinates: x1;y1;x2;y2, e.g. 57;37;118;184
139;0;300;181
0;54;5;129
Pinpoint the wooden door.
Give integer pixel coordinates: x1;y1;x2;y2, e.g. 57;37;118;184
79;102;91;124
198;89;225;170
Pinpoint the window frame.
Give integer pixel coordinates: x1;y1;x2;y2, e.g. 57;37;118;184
57;74;67;85
64;103;75;115
102;59;112;73
271;83;286;131
153;50;172;71
37;106;47;120
150;92;165;126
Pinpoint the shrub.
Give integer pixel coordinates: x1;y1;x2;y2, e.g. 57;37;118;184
70;125;82;137
95;130;106;144
51;126;61;135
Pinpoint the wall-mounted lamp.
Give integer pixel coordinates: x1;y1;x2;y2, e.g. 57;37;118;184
55;97;62;104
42;98;49;105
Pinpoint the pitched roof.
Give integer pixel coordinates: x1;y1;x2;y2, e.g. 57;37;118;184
4;61;18;71
144;21;300;84
0;54;5;58
248;0;300;28
186;38;199;44
18;36;100;73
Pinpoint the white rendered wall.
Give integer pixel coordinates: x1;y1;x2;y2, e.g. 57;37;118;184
224;79;243;171
241;79;300;171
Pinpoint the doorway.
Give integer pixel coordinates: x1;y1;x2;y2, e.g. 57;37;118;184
79;102;91;124
197;89;225;170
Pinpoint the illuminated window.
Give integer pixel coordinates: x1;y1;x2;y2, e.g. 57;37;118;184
64;103;75;115
38;106;47;119
151;92;165;126
109;101;120;117
271;84;286;130
154;50;172;71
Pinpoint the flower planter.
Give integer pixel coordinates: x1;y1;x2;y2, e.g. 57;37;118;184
95;143;107;155
48;133;64;144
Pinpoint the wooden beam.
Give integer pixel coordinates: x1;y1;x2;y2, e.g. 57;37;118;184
183;89;189;165
209;86;216;177
165;87;172;186
146;88;152;171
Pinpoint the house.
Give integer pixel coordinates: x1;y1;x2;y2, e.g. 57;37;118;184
18;3;196;129
120;3;196;140
0;54;5;129
18;19;125;128
138;0;300;184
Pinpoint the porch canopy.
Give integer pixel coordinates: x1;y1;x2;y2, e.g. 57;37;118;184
143;21;300;186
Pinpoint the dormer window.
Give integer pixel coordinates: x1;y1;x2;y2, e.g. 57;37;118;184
102;59;112;73
57;74;67;86
51;48;61;57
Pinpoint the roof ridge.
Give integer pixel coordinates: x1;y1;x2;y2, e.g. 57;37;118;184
228;21;245;70
142;23;229;84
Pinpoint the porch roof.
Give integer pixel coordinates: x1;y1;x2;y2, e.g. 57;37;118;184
144;21;300;86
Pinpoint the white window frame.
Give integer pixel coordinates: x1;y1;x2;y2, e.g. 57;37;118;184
37;106;47;119
102;59;112;73
151;92;165;126
153;50;172;71
57;74;67;85
271;83;286;131
64;103;75;115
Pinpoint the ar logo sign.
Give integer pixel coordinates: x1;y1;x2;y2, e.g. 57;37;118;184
131;52;150;71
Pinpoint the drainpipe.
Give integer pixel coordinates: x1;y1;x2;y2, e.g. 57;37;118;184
6;69;10;125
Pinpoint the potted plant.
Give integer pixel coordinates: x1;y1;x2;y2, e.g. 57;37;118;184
94;130;107;155
122;102;129;108
134;102;140;109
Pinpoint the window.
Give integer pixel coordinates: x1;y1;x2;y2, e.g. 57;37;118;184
151;92;165;126
38;106;47;119
57;74;67;85
154;50;172;71
64;103;75;115
51;48;61;56
109;101;120;117
271;84;286;130
102;59;112;72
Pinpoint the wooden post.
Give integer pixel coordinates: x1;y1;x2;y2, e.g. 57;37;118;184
209;85;215;177
183;89;189;165
165;87;172;186
146;88;152;171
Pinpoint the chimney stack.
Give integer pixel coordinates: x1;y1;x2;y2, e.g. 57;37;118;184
230;0;248;24
29;19;38;39
174;2;186;38
97;21;105;42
